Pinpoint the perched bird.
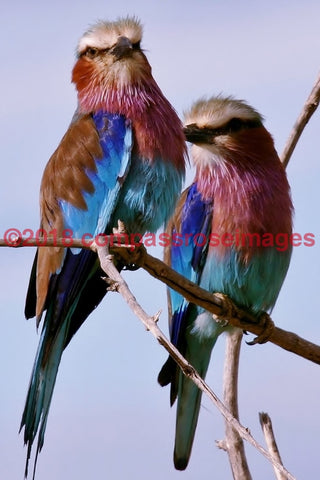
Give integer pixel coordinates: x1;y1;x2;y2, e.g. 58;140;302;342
158;96;293;470
21;17;186;478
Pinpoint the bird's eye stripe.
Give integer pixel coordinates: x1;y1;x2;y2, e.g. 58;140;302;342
225;117;262;132
132;41;141;49
185;118;263;138
79;41;141;58
80;47;111;58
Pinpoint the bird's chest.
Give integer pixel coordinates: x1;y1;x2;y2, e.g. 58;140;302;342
112;155;183;234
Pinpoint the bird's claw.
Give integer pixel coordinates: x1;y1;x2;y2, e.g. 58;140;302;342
123;263;140;271
246;312;274;345
212;292;235;327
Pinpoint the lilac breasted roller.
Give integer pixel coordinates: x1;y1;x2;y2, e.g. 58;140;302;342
21;17;186;478
158;95;293;470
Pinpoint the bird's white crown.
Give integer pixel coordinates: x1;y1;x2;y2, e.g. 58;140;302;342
184;95;263;129
77;17;143;55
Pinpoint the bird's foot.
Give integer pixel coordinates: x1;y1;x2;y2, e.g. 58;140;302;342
246;312;274;345
121;243;146;271
111;219;144;270
122;263;140;271
212;292;236;327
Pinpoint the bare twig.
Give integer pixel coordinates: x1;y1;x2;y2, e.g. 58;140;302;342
223;329;252;479
281;72;320;168
259;412;288;480
93;243;296;480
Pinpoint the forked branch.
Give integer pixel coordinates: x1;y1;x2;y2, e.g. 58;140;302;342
94;243;296;480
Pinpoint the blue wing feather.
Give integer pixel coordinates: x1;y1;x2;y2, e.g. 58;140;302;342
169;183;213;344
160;184;225;470
59;112;132;246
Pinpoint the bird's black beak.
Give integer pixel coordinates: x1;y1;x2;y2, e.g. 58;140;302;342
111;36;133;59
183;124;215;144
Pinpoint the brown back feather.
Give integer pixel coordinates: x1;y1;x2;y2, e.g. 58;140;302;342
36;115;103;318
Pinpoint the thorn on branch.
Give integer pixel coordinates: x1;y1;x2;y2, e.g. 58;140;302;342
216;439;228;451
101;276;120;292
152;310;162;323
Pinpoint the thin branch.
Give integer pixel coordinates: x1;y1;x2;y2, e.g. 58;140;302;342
122;246;320;365
93;243;296;480
259;412;288;480
2;237;320;365
223;329;252;479
281;72;320;168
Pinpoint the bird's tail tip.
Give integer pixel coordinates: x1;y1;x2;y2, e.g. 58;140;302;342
174;453;189;471
157;356;173;387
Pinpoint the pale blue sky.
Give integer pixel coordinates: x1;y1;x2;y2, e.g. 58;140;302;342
1;1;320;478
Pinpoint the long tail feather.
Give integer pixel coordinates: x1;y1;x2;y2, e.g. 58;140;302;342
174;375;203;470
20;314;69;478
173;331;219;470
21;249;104;477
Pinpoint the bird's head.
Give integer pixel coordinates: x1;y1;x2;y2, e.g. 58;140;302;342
72;17;153;111
183;96;275;170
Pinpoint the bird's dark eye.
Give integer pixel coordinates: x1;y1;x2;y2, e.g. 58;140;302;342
84;47;99;58
132;41;141;50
